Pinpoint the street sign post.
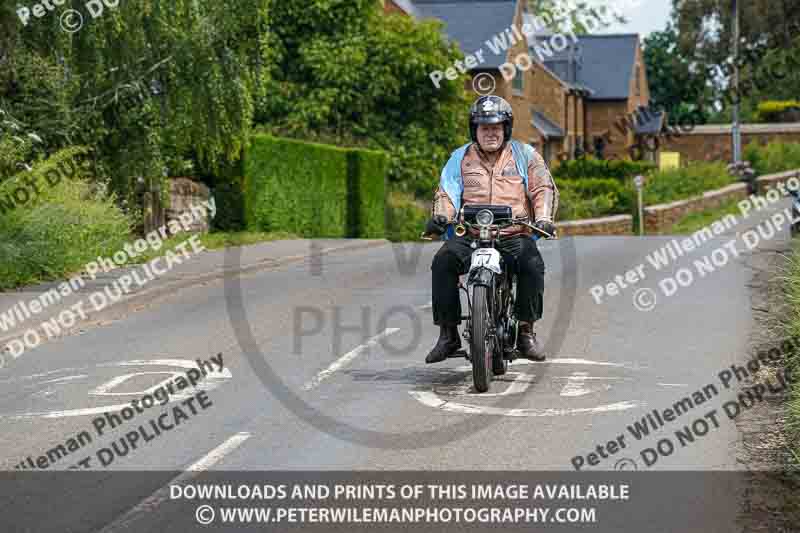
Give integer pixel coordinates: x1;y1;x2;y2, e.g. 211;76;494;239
634;175;645;236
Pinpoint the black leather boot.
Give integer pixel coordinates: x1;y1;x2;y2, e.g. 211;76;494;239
517;321;545;361
425;324;461;363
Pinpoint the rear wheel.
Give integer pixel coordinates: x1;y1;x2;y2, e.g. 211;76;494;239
471;285;492;393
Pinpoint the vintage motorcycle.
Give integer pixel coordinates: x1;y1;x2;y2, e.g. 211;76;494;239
790;187;800;237
424;204;554;393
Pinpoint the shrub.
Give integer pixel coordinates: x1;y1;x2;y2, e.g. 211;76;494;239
744;140;800;175
0;149;133;290
552;157;656;181
756;100;800;122
642;162;733;205
556;178;633;220
386;191;428;242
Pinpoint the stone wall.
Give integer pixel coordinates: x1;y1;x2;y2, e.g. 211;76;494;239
642;183;748;234
556;214;633;236
755;169;800;194
659;123;800;164
168;177;211;234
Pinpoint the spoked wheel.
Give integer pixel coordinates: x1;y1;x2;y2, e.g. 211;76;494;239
471;285;492;393
492;276;511;376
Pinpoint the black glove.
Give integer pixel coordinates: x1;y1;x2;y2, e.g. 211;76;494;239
533;219;556;237
425;215;448;236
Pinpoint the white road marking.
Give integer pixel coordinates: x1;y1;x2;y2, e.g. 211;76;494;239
560;372;590;397
303;328;400;391
418;302;432;310
90;371;180;396
38;374;88;385
432;372;535;397
2;359;232;420
97;432;251;533
514;358;626;366
658;383;689;387
409;391;641;417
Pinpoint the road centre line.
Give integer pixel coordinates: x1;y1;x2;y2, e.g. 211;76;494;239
302;328;400;391
97;432;251;533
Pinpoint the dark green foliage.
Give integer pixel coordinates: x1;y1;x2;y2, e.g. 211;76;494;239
553;157;656;181
347;149;388;238
556;178;634;220
258;5;470;199
643;24;712;125
3;0;271;223
244;135;387;238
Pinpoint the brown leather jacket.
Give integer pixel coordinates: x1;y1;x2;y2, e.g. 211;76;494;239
432;142;559;237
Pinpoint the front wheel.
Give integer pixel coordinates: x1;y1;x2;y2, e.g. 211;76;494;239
471;285;492;393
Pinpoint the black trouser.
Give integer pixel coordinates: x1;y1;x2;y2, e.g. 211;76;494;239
431;235;545;326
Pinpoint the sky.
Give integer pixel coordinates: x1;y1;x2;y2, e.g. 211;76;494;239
596;0;673;37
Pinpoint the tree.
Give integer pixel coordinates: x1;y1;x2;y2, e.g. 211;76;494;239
643;24;712;124
672;1;800;122
259;2;471;197
525;0;626;33
674;0;800;67
2;0;271;214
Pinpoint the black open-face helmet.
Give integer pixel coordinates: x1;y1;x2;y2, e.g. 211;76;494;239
469;95;513;144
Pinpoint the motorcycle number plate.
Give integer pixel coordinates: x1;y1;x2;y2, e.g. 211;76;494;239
470;248;502;274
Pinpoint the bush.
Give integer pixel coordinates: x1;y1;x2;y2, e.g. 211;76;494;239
643;162;733;205
556;178;634;220
0;149;133;290
386;191;428;242
552;157;656;181
756;100;800;122
744;140;800;175
244;135;387;238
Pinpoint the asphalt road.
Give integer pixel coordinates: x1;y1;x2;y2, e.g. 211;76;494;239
0;198;794;532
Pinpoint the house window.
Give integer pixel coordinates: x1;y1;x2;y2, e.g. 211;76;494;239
635;65;641;96
512;69;524;94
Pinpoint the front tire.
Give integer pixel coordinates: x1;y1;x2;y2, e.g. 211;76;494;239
471;284;492;393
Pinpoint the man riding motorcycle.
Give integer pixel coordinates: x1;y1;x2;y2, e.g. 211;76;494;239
424;95;559;364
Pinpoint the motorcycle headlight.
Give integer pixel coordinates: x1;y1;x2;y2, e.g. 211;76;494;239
476;209;494;226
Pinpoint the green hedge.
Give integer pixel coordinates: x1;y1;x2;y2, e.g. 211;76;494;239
744;140;800;175
556;178;634;221
552;157;656;181
244;135;387;238
0;148;133;290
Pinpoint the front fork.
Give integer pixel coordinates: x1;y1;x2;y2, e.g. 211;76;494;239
461;267;496;345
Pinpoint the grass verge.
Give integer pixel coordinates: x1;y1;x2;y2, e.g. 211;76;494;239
663;198;744;235
782;239;800;467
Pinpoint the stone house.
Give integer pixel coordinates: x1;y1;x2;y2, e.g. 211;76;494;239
382;0;663;165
